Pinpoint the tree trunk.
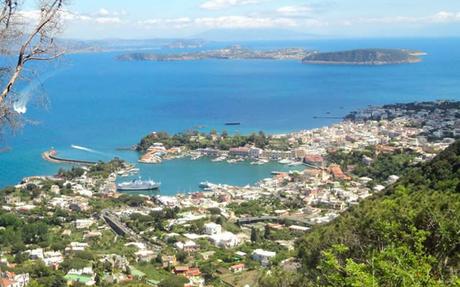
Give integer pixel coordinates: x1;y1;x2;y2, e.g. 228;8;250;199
0;64;22;103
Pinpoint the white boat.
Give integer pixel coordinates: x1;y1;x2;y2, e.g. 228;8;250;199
278;159;292;164
117;178;161;191
199;181;215;189
212;156;226;162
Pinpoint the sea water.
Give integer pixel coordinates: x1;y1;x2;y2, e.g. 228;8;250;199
1;38;460;194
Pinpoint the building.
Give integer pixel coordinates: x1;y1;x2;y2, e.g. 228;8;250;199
329;164;351;181
196;148;220;157
229;263;245;273
229;147;250;157
175;240;199;253
303;155;324;167
209;232;240;248
75;219;95;229
203;223;222;235
0;271;29;287
252;249;276;267
249;147;263;158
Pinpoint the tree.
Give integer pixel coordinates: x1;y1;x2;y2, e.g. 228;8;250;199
251;227;260;242
264;224;271;240
0;0;65;131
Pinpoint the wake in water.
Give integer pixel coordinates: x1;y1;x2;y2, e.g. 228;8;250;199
71;145;104;155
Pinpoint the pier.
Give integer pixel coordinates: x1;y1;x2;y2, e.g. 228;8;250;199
42;149;97;165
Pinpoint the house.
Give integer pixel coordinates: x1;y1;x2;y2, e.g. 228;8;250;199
175;240;199;253
252;249;276;267
75;219;95;229
249;147;263;158
43;251;64;267
203;222;222;235
229;263;245;273
174;266;202;279
229;147;250;157
65;242;89;253
26;248;44;260
329;164;351;181
209;232;240;248
0;271;29;287
303;155;324;167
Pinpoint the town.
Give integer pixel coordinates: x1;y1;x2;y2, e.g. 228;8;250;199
0;101;458;287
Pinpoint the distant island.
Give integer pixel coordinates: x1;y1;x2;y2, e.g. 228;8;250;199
117;45;314;61
302;48;426;65
117;47;426;65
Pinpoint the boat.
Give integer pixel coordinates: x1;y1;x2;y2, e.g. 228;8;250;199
199;181;213;189
278;159;292;165
225;122;241;126
117;178;161;191
212;156;226;162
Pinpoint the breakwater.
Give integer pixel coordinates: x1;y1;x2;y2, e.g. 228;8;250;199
42;149;97;165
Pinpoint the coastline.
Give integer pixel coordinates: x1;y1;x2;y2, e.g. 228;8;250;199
302;58;422;65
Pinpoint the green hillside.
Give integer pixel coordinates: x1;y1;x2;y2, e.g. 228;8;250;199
302;49;422;65
262;141;460;286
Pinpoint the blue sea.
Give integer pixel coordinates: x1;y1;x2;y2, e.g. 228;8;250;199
1;38;460;194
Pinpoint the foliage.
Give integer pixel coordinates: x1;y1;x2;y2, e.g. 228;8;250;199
158;275;189;287
137;130;273;152
295;140;460;286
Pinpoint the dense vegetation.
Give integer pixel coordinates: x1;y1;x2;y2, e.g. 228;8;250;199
326;146;419;184
137;130;287;152
256;141;459;286
280;140;460;286
302;49;421;64
58;159;125;180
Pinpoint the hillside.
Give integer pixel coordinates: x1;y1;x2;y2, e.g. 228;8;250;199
302;48;424;65
262;141;460;286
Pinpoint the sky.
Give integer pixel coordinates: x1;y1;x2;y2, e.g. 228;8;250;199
23;0;460;39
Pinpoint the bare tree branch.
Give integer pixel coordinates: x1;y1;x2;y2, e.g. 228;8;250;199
0;0;65;132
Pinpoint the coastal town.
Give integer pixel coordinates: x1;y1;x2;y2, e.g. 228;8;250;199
1;101;459;287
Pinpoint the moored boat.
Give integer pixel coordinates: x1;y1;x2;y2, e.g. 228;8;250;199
117;178;161;191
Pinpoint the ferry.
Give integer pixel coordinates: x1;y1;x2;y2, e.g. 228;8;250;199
117;178;161;191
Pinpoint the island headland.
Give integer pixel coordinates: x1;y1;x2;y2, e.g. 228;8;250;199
117;46;426;65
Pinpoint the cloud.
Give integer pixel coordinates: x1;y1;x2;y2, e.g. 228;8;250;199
200;0;260;10
18;8;125;25
139;15;300;29
356;11;460;25
276;5;313;17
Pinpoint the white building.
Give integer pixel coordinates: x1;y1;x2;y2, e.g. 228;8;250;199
203;222;222;235
252;249;276;267
75;219;95;229
43;251;64;267
66;242;89;252
249;147;263;158
210;232;240;248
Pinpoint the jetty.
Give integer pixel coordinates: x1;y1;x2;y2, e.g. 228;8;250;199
42;149;97;165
